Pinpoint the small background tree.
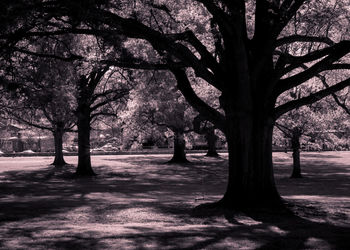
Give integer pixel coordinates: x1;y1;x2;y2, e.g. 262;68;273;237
122;71;194;163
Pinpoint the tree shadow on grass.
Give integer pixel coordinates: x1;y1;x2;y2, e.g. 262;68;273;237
0;154;349;249
2;226;107;249
102;154;229;186
102;154;228;166
103;155;170;166
0;166;86;223
246;208;350;250
146;202;350;249
0;158;223;222
49;203;348;250
0;165;150;223
275;159;350;198
301;152;343;159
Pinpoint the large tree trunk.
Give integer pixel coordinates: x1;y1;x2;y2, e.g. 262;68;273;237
168;130;189;163
51;125;67;166
173;49;283;210
291;128;302;178
205;128;219;157
218;113;282;209
75;104;95;176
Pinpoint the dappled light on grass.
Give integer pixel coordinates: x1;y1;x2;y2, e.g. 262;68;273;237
274;151;350;227
0;153;349;249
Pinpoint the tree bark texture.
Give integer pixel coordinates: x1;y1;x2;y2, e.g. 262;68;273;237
291;128;302;178
216;58;283;208
173;60;284;209
168;130;188;163
51;125;67;166
75;103;95;176
220;113;282;208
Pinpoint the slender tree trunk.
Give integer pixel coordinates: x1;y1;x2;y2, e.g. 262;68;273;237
51;125;67;166
192;114;218;157
168;130;189;163
291;128;302;178
218;113;282;209
205;128;219;157
75;104;95;176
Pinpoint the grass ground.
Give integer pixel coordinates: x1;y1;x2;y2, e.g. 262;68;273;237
0;152;349;249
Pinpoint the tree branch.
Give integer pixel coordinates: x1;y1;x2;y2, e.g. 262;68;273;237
90;89;129;111
170;68;225;132
275;122;292;137
274;77;350;118
273;40;350;96
166;30;219;74
5;108;52;132
195;0;233;39
318;75;350;116
12;47;84;62
100;59;186;70
90;112;118;120
91;9;220;90
91;88;128;103
275;35;334;47
278;0;306;33
275;41;350;76
4;10;222;91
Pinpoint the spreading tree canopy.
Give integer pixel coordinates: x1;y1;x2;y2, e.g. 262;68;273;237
1;37;77;166
1;0;350;209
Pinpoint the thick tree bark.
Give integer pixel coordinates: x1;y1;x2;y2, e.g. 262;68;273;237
217;109;282;209
75;104;95;176
168;130;189;163
205;128;219;157
173;64;283;210
291;128;302;178
51;125;67;166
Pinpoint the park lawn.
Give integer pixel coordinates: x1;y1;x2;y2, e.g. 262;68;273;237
0;152;349;249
